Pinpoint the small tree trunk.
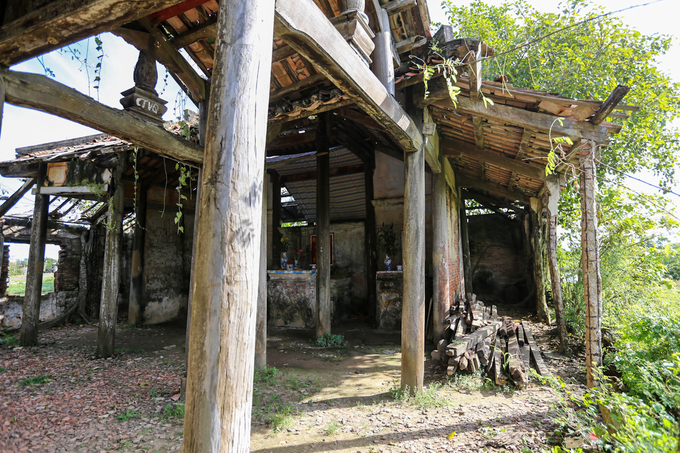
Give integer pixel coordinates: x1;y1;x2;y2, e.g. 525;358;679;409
580;141;602;388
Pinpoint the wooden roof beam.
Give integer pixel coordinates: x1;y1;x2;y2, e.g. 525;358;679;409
0;178;35;217
442;137;545;180
1;69;203;165
591;85;630;125
0;0;185;66
509;129;532;190
456;174;531;205
274;0;424;154
384;0;417;16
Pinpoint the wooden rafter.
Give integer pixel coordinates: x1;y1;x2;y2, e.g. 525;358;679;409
442;137;545;180
384;0;417;16
509;129;532;190
279;163;366;184
0;0;185;66
0;70;203;165
274;0;424;154
591;85;630;125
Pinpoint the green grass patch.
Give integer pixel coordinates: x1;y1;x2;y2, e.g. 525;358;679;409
116;409;141;422
19;375;51;387
311;332;347;347
161;403;185;421
7;274;54;296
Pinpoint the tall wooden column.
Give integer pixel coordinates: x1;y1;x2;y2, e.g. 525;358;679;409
316;113;331;338
270;170;282;268
530;198;550;323
19;164;48;346
254;170;268;370
97;153;126;358
402;142;426;393
364;155;377;324
432;154;450;342
546;174;567;353
371;8;394;95
128;175;147;325
459;194;473;294
182;0;274;450
580;141;602;388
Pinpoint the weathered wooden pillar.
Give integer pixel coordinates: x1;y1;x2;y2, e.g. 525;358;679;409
185;97;208;366
254;170;268;370
97;153;126;358
432;154;450;342
0;75;4;136
402;142;426;393
580;141;602;388
19;164;48;346
530;197;551;324
182;0;274;450
371;8;395;95
364;155;377;324
316;112;331;338
459;193;473;294
546;174;567;353
270;170;282;268
128;175;147;325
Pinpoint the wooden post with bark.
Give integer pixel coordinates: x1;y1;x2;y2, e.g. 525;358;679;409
432;153;450;343
530;197;551;324
128;170;147;325
182;0;274;450
97;153;126;358
316;112;331;338
546;174;567;353
580;141;602;388
19;164;48;346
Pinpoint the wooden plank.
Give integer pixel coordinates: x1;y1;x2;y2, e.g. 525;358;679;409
18;165;48;346
275;0;424;154
506;328;528;389
170;20;217;49
279;164;365;184
183;1;274;450
316;113;332;338
33;185;108;197
0;178;35;217
456;174;531;205
442;138;545;180
148;0;211;24
1;70;204;165
591;85;630;125
97;153;126;358
522;320;551;377
269;73;327;103
0;0;185;66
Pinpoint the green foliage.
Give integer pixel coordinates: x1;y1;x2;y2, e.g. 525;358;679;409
19;375;51;388
442;0;680;185
254;365;279;385
377;223;398;258
311;332;347;348
174;162;192;234
0;334;18;348
116;409;141;422
270;403;300;433
324;419;341;436
388;381;451;409
161;403;185;420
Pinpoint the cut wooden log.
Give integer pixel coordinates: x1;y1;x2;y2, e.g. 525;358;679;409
431;350;441;363
520;344;531;370
446;322;500;356
446;365;457;376
476;338;491;366
458;354;469;371
470;354;481;372
491;348;506;385
522;320;552;376
517;324;526;347
506;327;528;388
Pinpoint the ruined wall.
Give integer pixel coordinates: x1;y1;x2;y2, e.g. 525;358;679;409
141;207;194;324
468;214;528;304
0;245;8;295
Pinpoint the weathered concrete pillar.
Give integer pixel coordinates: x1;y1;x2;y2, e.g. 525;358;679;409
580;141;602;388
182;0;274;450
546;174;567;353
97;153;126;358
128;178;147;325
316;112;331;338
364;156;377;324
402;142;426;394
19;164;48;346
432;154;450;343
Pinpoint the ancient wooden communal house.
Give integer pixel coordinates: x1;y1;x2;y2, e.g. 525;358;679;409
0;0;631;449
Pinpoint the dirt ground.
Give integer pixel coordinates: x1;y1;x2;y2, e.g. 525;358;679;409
0;310;588;452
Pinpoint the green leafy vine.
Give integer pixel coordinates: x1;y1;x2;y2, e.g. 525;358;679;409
174;163;191;234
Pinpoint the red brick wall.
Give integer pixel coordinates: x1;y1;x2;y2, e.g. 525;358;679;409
54;247;80;292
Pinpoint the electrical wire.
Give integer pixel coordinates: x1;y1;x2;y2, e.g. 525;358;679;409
595;158;680;199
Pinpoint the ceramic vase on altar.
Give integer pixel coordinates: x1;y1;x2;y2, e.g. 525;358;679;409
384;255;392;271
280;252;288;270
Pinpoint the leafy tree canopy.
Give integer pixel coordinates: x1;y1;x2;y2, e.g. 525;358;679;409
441;0;680;186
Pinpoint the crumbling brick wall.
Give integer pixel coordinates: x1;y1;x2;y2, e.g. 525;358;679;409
54;246;80;292
0;245;8;295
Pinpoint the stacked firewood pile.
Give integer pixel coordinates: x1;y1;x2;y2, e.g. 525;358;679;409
430;295;551;389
